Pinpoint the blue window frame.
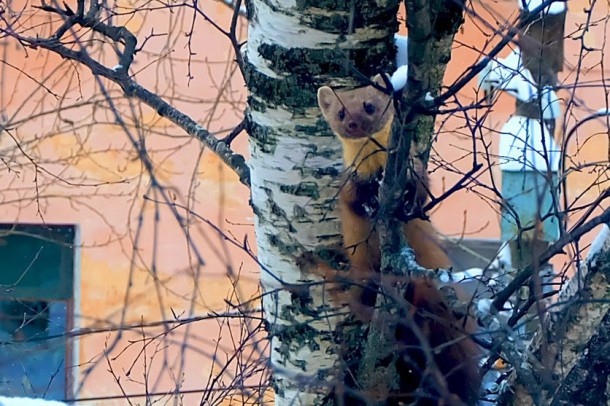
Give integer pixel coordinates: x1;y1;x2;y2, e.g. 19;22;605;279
0;224;77;401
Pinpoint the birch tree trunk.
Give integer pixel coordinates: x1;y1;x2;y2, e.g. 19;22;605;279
244;1;400;403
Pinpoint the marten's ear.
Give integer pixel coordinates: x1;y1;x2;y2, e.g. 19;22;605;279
371;73;392;93
317;86;337;116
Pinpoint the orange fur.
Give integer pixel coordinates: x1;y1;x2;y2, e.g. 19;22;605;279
397;278;481;405
316;75;480;405
318;76;451;318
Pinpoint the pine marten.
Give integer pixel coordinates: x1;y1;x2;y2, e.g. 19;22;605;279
317;74;451;308
316;74;481;405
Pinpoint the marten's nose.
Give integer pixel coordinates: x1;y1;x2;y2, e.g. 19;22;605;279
348;121;358;130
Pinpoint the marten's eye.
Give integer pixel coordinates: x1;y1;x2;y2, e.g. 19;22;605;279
338;108;346;121
363;102;376;115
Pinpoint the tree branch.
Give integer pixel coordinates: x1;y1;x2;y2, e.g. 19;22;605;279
435;0;567;107
492;206;610;314
496;224;610;405
0;8;251;186
355;0;468;401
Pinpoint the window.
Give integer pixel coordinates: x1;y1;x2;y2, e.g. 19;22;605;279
0;225;77;401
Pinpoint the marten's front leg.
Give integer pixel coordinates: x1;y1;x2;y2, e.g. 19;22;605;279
339;179;381;321
403;219;451;270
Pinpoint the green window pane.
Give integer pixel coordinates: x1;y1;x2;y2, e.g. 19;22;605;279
0;225;75;301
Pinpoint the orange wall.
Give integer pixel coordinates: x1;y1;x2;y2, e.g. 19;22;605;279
1;1;608;403
432;1;609;269
2;2;256;404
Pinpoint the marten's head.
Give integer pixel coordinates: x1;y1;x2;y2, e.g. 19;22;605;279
317;74;394;139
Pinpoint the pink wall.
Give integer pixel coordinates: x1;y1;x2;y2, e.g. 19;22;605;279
3;2;256;404
1;0;608;403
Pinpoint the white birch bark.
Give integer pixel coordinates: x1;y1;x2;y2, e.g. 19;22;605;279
245;1;399;403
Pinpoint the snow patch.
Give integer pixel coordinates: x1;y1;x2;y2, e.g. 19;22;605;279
477;48;562;172
394;34;408;67
596;107;610;115
390;65;408;91
0;397;92;406
589;224;610;267
451;267;484;282
477;298;492;315
518;0;566;14
498;116;560;172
